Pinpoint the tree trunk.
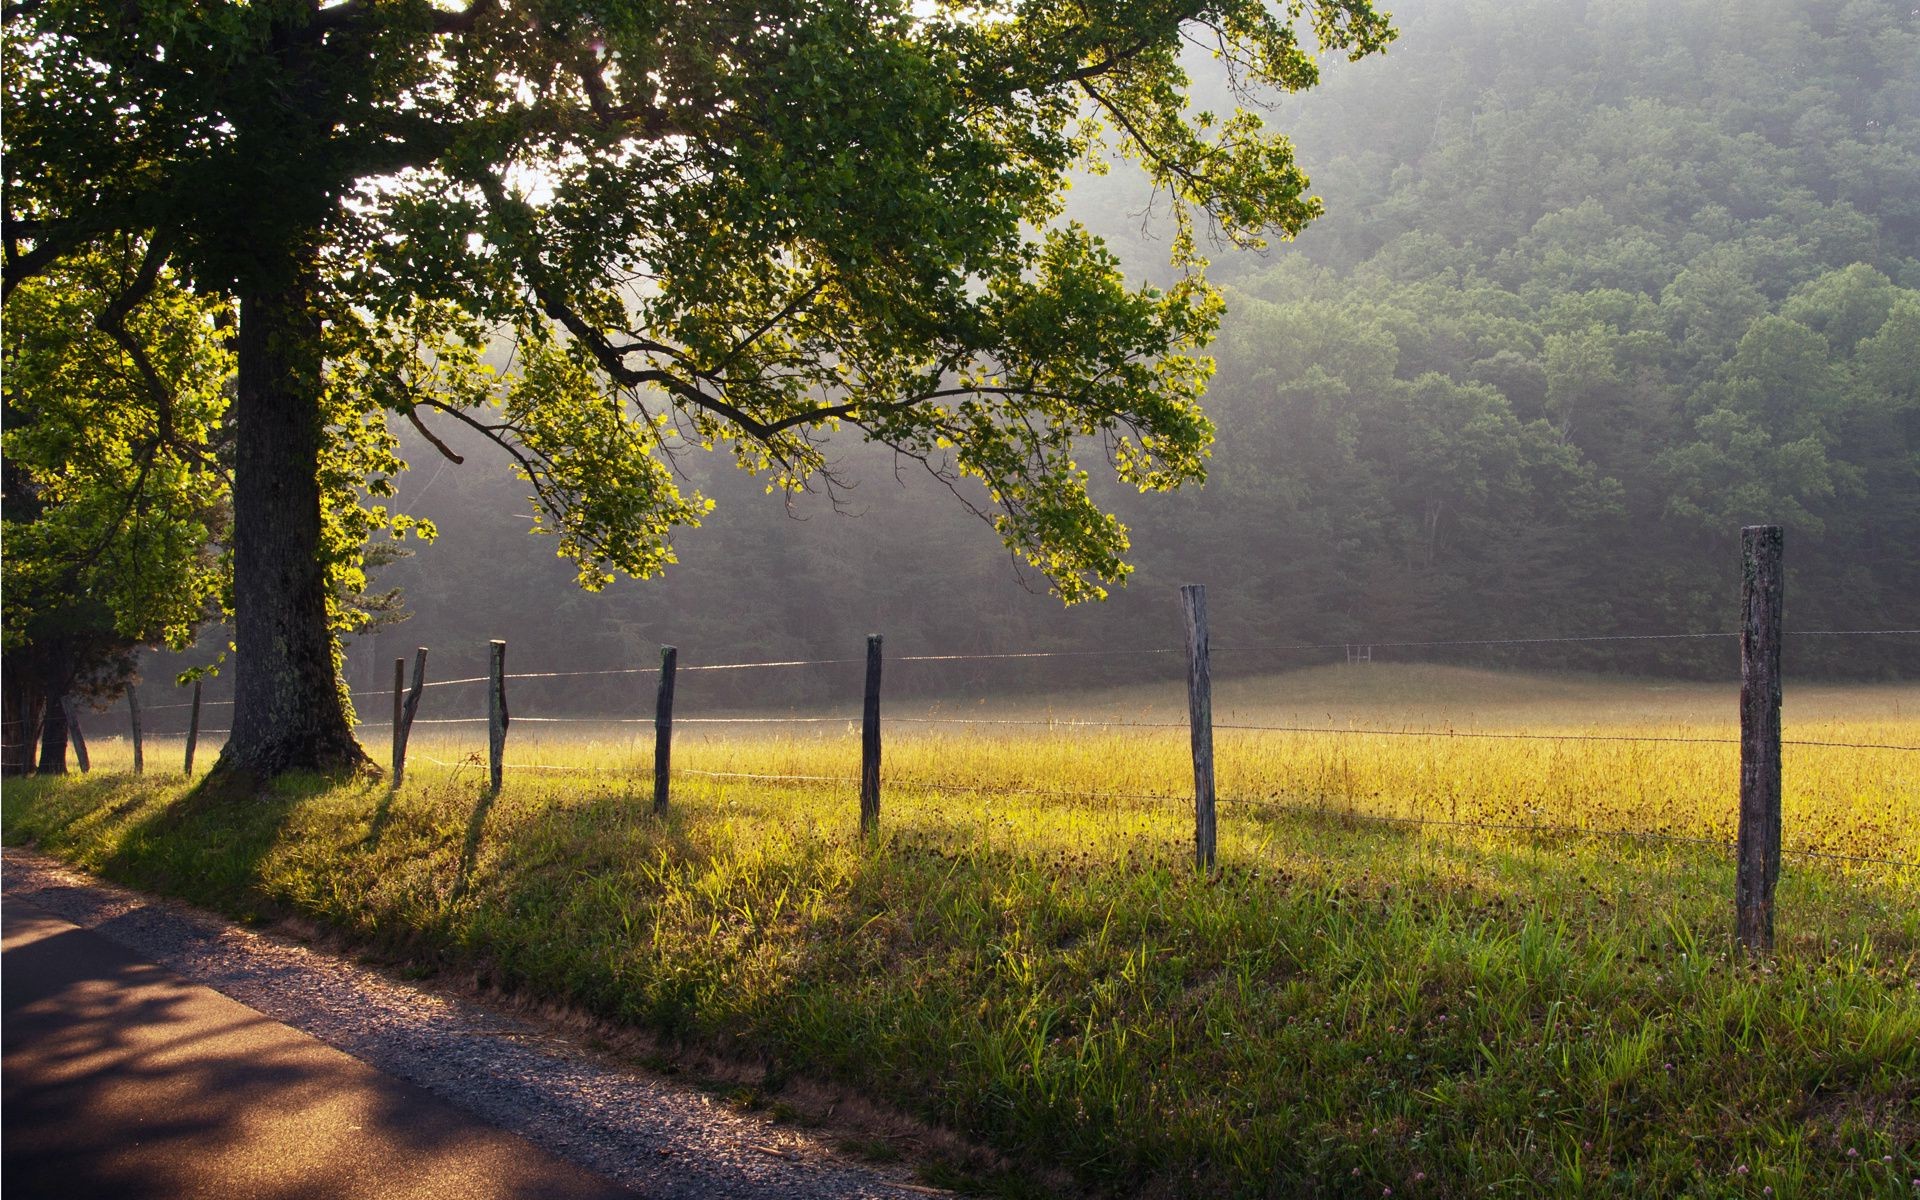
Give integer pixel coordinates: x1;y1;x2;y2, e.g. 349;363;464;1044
212;266;370;782
34;697;69;775
1;671;43;776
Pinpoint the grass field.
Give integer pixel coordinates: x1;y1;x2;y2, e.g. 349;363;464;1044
8;666;1918;1198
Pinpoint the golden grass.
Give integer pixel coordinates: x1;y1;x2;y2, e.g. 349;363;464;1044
13;665;1919;1198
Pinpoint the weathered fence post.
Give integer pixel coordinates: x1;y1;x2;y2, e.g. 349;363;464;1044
488;639;508;796
1737;525;1784;953
860;634;882;836
67;701;90;773
183;680;203;776
128;688;144;775
1182;585;1217;871
654;645;677;814
392;647;427;787
391;656;405;769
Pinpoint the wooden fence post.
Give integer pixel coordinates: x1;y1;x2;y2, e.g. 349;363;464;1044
391;657;405;775
488;640;508;796
67;701;90;773
1737;525;1784;953
860;634;882;837
129;688;144;775
183;680;203;777
653;645;677;814
393;647;427;787
1182;585;1217;871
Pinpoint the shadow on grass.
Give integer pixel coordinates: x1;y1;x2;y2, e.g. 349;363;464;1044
364;788;399;850
452;785;499;901
84;771;345;918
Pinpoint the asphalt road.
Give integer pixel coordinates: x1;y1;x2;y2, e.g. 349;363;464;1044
2;897;636;1199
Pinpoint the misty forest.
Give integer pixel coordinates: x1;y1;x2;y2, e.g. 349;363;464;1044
4;1;1917;1198
312;0;1920;699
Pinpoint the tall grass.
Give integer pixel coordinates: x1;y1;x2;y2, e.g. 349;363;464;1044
10;667;1917;1198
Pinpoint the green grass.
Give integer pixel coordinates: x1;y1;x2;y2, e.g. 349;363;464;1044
8;666;1918;1198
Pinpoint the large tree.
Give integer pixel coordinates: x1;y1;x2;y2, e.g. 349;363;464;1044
3;0;1393;780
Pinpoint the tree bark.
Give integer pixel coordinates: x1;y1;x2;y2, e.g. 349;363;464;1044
212;265;370;781
34;696;69;775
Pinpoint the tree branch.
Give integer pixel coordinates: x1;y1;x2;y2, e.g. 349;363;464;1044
93;237;176;439
405;406;465;464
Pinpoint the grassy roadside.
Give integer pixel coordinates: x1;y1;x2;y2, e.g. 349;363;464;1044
6;715;1917;1197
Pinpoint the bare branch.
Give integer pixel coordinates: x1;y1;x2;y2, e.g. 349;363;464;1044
405;407;465;464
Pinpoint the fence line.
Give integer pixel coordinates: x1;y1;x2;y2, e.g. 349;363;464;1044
122;626;1920;711
213;715;1920;755
93;544;1917;935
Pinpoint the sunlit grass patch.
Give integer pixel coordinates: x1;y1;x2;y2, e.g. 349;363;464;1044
10;667;1917;1198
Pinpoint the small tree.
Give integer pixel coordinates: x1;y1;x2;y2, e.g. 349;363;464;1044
5;0;1394;780
1;243;230;772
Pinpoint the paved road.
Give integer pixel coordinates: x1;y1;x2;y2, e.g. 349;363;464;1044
3;897;636;1199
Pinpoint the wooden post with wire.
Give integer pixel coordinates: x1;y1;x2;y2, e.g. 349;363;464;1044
860;634;882;836
68;701;90;773
488;640;509;796
392;648;427;787
1182;584;1217;871
128;688;144;775
391;657;404;771
653;645;677;814
183;680;203;776
1737;525;1784;953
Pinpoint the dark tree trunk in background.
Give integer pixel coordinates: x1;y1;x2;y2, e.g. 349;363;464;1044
212;266;370;781
1;672;44;775
34;697;69;775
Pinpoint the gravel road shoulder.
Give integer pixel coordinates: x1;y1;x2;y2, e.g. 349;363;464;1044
2;847;955;1200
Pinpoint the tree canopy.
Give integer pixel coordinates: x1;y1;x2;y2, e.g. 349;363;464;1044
4;0;1393;775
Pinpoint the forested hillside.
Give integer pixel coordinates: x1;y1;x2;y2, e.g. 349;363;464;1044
331;0;1919;698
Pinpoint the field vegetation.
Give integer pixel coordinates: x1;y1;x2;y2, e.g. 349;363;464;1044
7;666;1917;1198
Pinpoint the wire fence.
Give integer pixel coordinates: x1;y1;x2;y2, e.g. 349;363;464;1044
98;616;1919;877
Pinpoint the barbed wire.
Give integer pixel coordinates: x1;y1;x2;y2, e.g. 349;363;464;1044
890;715;1184;730
201;709;1917;755
136;698;236;711
677;715;854;725
1216;628;1920;655
1217;632;1738;654
895;648;1182;662
121;625;1920;710
682;656;863;672
1789;629;1920;637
